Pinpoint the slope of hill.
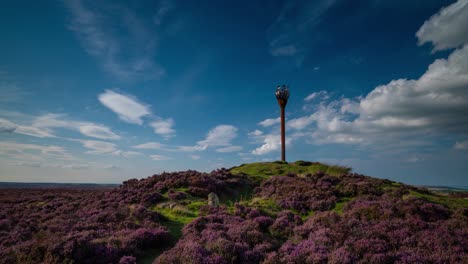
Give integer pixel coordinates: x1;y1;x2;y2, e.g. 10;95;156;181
0;161;466;264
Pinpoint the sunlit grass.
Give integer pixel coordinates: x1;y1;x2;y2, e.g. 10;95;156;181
230;161;351;181
404;190;468;210
332;197;353;215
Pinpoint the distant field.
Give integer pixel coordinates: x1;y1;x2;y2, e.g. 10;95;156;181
0;182;118;189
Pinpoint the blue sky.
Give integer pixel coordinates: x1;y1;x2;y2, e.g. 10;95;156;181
1;0;467;186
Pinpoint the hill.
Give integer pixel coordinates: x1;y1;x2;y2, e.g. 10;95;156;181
0;161;466;264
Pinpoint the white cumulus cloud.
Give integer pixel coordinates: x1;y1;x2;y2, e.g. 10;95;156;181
197;125;238;147
98;90;151;125
281;1;468;148
416;0;468;51
150;118;175;138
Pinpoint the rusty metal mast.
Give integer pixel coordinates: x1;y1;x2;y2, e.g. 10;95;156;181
275;85;289;162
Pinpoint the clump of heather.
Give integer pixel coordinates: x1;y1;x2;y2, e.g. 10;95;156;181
156;172;467;264
155;205;281;264
1;167;467;264
0;168;251;264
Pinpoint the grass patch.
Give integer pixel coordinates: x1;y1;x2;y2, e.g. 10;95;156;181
332;197;353;215
244;197;283;216
230;161;350;181
404;190;468;210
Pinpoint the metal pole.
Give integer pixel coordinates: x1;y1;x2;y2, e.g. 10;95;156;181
275;85;289;162
280;105;286;161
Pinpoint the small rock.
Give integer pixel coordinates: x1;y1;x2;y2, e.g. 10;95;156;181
208;192;220;207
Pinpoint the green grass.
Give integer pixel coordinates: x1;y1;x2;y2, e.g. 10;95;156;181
332;197;353;215
230;161;351;181
404;190;468;210
242;197;283;216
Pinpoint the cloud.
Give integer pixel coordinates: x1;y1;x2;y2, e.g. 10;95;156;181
150;154;172;161
454;141;468;150
32;113;120;140
150;118;175;138
103;164;120;170
284;0;468;147
176;145;207;152
258;117;280;127
153;0;174;25
270;44;298;56
252;134;292;155
0;118;16;133
0;71;29;102
64;0;164;80
14;126;54;138
113;150;142;157
80;140;117;154
287;115;315;130
304;90;329;102
0;117;55;138
77;139;140;157
197;125;238;147
267;0;337;62
0;141;74;161
248;129;263;137
78;124;120;140
132;141;207;153
416;0;468;51
216;146;243;153
61;164;89;170
133;142;166;149
98;90;151;125
189;155;201;160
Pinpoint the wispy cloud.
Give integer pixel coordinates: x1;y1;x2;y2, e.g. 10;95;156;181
98;90;176;137
1;113;119;140
133;142;166;150
216;145;243;153
0;71;29;102
79;140;117;154
133;125;239;154
77;139;141;157
189;154;201;160
133;141;206;152
150;154;172;161
64;0;165;80
98;90;150;125
0;118;16;133
150;118;175;138
33;113;120;140
0;141;75;161
304;90;329;102
267;0;337;64
153;0;174;26
248;129;263;137
454;141;468;150
258;117;280;127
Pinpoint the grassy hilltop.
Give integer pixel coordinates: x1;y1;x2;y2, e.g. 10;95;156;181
0;161;467;264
